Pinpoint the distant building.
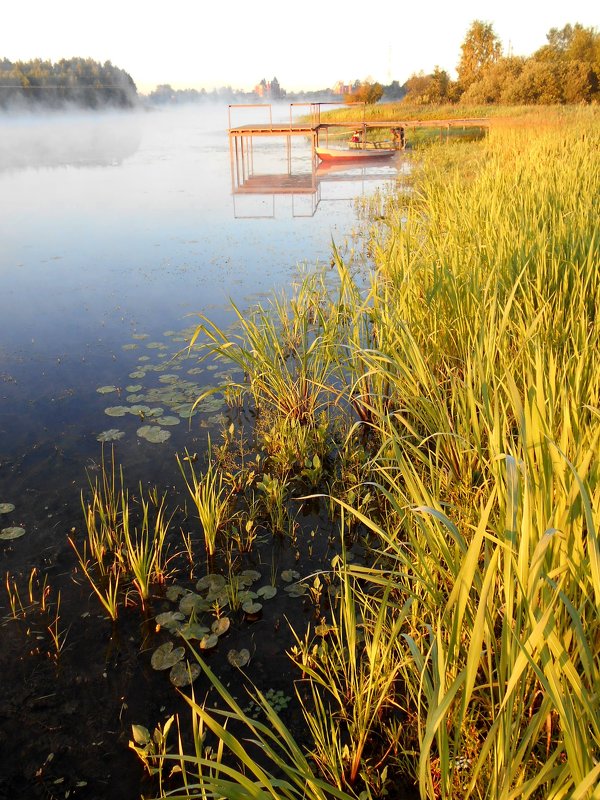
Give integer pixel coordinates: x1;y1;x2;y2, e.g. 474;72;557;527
254;77;284;99
333;81;352;95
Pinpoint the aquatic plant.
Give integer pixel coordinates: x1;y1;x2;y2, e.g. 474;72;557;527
177;443;233;558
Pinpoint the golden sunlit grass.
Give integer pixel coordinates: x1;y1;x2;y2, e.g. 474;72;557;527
132;111;599;799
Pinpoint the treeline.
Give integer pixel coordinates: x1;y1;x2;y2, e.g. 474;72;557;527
0;57;138;109
403;22;600;105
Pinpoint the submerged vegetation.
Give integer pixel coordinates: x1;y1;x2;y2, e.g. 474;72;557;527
124;108;600;798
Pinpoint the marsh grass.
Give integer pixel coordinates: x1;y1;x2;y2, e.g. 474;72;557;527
131;109;600;799
71;450;173;617
177;443;233;558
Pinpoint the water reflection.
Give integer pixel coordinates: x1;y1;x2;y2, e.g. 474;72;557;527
231;148;406;218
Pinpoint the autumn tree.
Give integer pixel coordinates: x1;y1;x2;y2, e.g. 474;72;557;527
345;80;384;104
457;20;502;92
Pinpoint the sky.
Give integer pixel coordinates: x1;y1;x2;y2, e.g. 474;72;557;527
3;0;598;94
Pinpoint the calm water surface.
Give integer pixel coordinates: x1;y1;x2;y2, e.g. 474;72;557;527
0;103;401;551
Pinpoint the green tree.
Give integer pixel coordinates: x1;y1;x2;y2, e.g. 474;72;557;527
457;20;502;91
460;56;525;104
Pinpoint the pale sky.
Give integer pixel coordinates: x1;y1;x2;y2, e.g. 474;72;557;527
4;0;598;93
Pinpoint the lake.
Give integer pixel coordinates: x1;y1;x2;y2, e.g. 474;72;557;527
0;103;400;523
0;103;405;798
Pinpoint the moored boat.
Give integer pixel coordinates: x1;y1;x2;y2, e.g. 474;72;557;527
315;146;398;162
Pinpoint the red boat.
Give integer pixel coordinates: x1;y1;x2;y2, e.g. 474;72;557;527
315;146;398;163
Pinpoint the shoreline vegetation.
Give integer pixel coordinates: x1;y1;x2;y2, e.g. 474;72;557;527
122;106;599;797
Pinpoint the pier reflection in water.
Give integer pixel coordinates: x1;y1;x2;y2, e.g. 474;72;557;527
231;153;406;218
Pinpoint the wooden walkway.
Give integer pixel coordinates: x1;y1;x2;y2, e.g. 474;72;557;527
227;103;490;194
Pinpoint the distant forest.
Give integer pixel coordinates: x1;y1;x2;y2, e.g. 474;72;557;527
0;57;138;109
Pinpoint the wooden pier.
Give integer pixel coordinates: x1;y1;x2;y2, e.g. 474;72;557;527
228;102;490;191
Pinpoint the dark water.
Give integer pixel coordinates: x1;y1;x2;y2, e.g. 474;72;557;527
0;104;409;799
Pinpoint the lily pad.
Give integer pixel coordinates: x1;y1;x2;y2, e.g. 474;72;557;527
132;333;149;340
96;385;117;394
137;426;171;444
96;429;125;443
166;585;189;603
151;642;185;670
169;661;200;687
240;569;261;583
196;574;226;593
105;406;130;417
0;503;15;514
227;648;250;668
129;371;146;379
237;590;258;604
211;617;230;637
242;601;263;617
281;570;300;582
155;611;185;630
284;583;307;597
257;585;277;600
0;526;25;540
179;592;210;616
156;416;180;426
122;343;138;351
178;622;210;640
199;633;219;650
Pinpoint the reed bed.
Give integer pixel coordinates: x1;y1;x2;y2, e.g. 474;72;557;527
134;110;600;799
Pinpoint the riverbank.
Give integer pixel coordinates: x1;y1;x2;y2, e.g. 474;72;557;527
129;107;599;798
2;106;598;799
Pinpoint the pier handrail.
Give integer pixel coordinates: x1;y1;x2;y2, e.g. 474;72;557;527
228;103;272;130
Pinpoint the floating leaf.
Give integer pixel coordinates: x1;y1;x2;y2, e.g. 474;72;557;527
178;622;209;640
0;503;15;514
122;343;138;351
281;570;300;582
96;429;125;443
257;585;277;600
196;574;226;593
199;633;219;650
179;593;210;616
0;526;25;540
129;371;146;379
155;611;185;630
96;385;117;394
211;617;230;637
166;585;188;603
237;590;258;604
105;406;129;417
242;601;263;616
169;661;200;687
137;426;171;444
132;333;149;340
151;642;185;670
284;583;307;597
240;569;261;583
227;648;250;668
156;416;180;426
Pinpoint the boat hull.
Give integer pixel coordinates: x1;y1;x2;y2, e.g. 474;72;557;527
315;147;397;162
